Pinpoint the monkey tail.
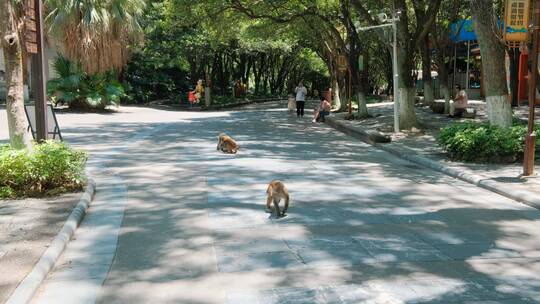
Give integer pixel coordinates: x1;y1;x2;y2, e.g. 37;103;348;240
266;183;273;194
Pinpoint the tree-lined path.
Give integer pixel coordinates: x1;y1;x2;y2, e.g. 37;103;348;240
13;103;539;303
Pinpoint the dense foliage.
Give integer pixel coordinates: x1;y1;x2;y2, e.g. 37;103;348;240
438;122;539;162
48;56;125;110
122;1;330;104
44;0;145;74
0;141;88;199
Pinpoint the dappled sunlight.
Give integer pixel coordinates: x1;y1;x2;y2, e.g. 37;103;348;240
24;104;540;303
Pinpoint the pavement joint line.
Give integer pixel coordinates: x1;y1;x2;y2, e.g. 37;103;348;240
326;116;540;211
21;122;171;304
5;178;96;304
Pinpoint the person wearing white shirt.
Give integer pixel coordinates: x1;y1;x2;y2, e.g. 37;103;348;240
449;84;469;117
295;80;308;117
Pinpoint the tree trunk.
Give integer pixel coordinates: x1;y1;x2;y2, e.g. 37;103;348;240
441;84;451;114
357;91;369;117
421;38;435;106
399;87;417;129
1;0;32;150
395;5;418;130
471;0;512;128
424;79;435;105
486;95;513;126
396;52;418;129
339;75;348;112
509;48;520;107
332;73;341;110
353;49;370;118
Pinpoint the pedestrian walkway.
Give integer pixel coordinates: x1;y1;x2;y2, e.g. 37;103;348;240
327;102;540;209
22;105;540;303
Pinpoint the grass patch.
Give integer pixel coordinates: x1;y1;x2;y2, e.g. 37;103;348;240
0;141;87;199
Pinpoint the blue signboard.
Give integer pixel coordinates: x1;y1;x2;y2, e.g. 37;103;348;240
450;20;477;42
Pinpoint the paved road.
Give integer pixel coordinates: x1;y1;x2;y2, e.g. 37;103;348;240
3;103;540;303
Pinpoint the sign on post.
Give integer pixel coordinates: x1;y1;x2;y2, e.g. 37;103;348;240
25;0;49;142
24;104;63;141
24;0;38;54
337;54;348;73
503;0;531;45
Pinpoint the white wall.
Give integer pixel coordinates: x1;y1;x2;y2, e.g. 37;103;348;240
0;46;59;100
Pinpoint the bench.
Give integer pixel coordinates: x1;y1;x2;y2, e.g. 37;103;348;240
430;100;445;114
461;107;476;119
430;100;476;119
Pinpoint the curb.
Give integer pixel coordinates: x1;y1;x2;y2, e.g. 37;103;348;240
327;118;540;210
202;98;283;111
6;178;97;304
326;116;391;144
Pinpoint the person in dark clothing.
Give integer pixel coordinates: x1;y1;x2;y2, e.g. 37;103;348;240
295;80;307;117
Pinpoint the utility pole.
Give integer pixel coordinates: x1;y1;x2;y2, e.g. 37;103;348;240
392;17;400;133
34;0;48;142
358;11;400;132
524;0;540;176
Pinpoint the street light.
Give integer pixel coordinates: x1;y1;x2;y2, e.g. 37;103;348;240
357;11;401;133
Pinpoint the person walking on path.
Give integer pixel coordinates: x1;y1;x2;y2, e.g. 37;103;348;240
295;80;308;117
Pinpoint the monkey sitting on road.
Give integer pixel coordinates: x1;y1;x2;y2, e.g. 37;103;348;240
266;180;289;218
217;133;239;154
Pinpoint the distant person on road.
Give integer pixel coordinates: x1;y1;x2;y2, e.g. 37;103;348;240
449;85;468;117
287;94;296;113
188;85;197;107
312;94;331;123
295;80;308;117
195;79;205;103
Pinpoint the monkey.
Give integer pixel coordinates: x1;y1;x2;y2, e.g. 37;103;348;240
265;180;289;218
217;133;227;150
217;133;239;154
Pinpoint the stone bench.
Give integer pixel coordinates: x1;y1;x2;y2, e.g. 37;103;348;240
430;100;476;118
461;107;477;119
430;100;446;114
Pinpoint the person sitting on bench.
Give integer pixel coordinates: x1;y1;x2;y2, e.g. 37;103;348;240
449;85;468;117
312;95;331;123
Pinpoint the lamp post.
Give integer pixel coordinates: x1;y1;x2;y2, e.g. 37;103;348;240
358;11;401;132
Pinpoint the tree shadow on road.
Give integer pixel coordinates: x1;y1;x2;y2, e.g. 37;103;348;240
54;106;540;303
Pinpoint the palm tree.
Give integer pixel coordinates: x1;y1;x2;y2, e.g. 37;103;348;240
45;0;145;75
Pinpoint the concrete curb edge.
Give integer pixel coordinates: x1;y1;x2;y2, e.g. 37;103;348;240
203;98;284;111
326;116;391;144
6;178;97;304
327;117;540;210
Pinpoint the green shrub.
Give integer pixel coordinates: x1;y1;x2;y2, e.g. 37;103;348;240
0;141;87;199
438;122;540;162
47;55;125;110
122;53;189;104
212;95;237;105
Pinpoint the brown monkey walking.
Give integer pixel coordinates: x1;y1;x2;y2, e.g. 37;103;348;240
217;133;239;154
266;180;289;218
